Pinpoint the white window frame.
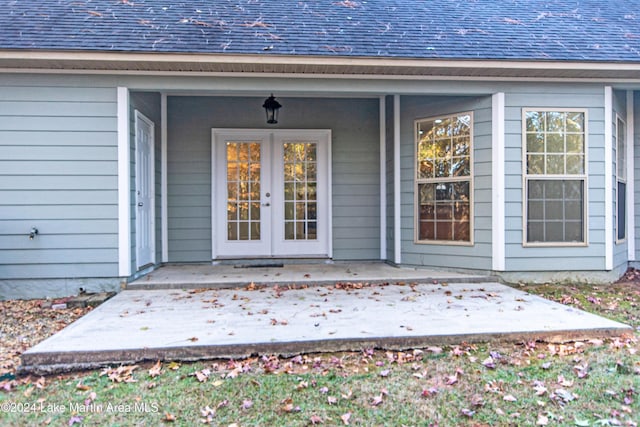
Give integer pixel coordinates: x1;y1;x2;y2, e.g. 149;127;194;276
616;114;627;243
522;108;588;247
414;111;474;246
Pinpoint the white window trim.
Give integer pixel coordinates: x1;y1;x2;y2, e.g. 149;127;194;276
414;111;474;246
615;114;627;244
521;108;589;247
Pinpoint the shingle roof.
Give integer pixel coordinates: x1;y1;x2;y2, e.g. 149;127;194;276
1;0;639;62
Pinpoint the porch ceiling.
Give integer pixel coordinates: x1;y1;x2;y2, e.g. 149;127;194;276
2;51;640;81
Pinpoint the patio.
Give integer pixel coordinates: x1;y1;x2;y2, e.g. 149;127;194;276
20;264;631;374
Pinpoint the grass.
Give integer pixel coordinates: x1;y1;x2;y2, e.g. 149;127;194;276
1;281;639;426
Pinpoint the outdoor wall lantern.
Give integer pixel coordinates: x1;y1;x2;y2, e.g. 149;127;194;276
262;94;282;124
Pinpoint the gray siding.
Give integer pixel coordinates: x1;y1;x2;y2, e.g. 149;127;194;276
504;84;606;271
129;92;162;273
635;92;640;262
385;96;395;262
0;75;119;280
167;96;380;262
612;90;628;270
399;96;493;270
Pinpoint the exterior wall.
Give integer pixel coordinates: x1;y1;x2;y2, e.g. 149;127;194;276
385;96;396;263
129;92;162;274
399;95;493;271
0;74;120;298
612;90;628;271
635;92;640;264
167;96;380;262
503;84;606;272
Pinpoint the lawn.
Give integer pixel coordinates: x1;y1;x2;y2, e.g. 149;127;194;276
1;279;639;426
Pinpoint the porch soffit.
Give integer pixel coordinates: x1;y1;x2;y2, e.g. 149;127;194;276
1;52;640;82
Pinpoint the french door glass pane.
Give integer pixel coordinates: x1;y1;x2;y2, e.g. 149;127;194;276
283;142;318;241
226;142;260;241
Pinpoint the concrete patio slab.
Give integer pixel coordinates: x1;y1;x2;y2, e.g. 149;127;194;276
21;281;631;374
127;262;495;290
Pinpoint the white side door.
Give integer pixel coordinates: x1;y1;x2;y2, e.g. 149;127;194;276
135;111;155;269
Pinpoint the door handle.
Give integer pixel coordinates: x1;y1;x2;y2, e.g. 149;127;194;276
138;202;144;207
262;202;271;207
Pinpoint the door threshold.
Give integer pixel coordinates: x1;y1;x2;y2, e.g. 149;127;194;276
213;257;332;267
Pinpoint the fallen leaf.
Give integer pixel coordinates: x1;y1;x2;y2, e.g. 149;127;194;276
340;412;351;425
163;412;176;422
379;369;390;377
188;336;199;342
280;397;301;413
327;396;338;405
503;394;517;402
482;356;496;369
422;387;438;397
460;408;475;417
536;414;549;425
148;361;162;378
195;369;211;383
310;415;323;425
371;394;384;406
241;399;253;410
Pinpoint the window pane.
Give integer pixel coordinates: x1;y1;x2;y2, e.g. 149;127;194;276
527;133;544;153
526;111;544;132
618;181;626;240
566;112;584;132
546;155;564;174
546;133;564;153
617;117;626;180
527;155;545;174
418;160;434;179
416;113;472;243
546;112;564;132
566;154;584;175
452;156;470;176
526;179;584;243
434;159;451;178
566;134;583;153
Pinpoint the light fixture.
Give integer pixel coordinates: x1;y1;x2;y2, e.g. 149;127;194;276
262;94;282;124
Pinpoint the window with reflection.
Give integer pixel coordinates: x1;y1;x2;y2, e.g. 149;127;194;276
524;110;586;244
415;113;472;243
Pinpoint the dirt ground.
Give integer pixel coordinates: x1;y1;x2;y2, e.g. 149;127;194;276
0;298;91;378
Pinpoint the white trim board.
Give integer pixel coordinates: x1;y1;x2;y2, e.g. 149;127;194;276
393;95;401;265
604;86;614;270
161;93;169;263
627;90;636;261
117;86;131;277
491;93;506;271
379;96;387;260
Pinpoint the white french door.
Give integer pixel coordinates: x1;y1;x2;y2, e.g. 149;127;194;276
134;111;155;269
212;129;331;258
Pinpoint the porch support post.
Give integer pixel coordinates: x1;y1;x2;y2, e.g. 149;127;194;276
117;86;131;277
627;90;636;261
491;92;506;271
604;86;613;270
161;93;169;263
379;96;387;260
393;95;401;265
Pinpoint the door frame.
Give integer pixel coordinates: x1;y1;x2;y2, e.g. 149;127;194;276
211;128;332;259
134;110;156;269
